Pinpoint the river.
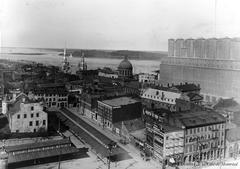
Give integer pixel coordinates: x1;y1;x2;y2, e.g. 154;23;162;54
0;47;161;74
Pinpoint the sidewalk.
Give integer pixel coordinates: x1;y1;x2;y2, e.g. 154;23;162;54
69;108;162;169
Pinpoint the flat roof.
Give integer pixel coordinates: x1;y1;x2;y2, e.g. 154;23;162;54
162;124;183;133
100;97;139;107
173;110;226;128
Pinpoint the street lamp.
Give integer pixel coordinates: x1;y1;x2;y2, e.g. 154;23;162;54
107;141;117;169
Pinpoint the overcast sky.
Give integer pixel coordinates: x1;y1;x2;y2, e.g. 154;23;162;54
1;0;240;51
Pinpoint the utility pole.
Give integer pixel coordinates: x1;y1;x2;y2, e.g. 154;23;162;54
58;117;61;169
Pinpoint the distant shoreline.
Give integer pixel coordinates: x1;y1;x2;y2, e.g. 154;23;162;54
5;53;46;55
59;49;167;60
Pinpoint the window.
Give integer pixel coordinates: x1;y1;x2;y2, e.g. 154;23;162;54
43;120;46;125
36;120;39;126
31;113;34;118
16;130;19;133
29;121;33;126
17;114;20;119
24;114;27;118
31;106;34;111
36;113;39;117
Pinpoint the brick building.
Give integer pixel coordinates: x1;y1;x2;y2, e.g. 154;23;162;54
168;110;226;163
97;97;142;130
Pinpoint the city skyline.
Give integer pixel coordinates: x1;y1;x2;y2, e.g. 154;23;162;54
1;0;240;51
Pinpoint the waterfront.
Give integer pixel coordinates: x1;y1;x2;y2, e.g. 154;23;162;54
0;47;161;74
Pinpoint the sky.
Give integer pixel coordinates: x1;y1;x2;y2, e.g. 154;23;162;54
1;0;240;51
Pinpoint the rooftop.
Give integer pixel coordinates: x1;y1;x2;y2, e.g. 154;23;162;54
5;138;71;152
7;93;43;115
162;124;183;133
172;83;200;92
100;96;139;107
172;110;226;128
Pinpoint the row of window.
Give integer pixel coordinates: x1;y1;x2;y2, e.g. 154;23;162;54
35;94;67;97
185;140;224;153
143;94;175;103
186;124;224;135
185;132;224;143
17;112;40;119
29;120;46;126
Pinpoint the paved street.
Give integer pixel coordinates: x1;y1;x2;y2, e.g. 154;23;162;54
57;107;131;161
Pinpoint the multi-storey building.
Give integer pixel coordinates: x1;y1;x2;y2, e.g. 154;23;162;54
145;113;184;166
168;110;226;163
3;93;47;133
141;87;191;112
144;107;226;165
138;73;157;84
97;96;142;130
31;86;68;108
161;37;240;103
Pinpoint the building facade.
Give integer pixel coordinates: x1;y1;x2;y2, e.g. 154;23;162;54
161;38;240;103
4;93;48;133
97;97;142;130
141;87;191;112
145;114;184;166
138;73;157;84
168;110;226;163
32;86;68;108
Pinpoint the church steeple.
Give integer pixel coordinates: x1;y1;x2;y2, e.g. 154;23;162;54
62;44;71;73
78;51;87;71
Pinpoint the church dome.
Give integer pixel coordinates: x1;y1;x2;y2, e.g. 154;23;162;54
118;56;133;70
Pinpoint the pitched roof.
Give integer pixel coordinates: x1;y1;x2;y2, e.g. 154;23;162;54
214;98;240;110
226;127;240;142
187;93;203;101
7;93;43;115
